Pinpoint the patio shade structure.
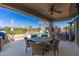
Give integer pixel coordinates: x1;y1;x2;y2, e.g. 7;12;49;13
0;3;78;22
0;3;79;45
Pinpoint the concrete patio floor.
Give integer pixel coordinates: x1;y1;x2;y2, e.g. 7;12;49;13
0;39;79;56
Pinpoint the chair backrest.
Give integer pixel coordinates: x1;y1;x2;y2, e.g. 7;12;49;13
24;37;27;42
49;39;60;50
0;32;6;40
24;37;31;47
53;40;60;46
30;41;45;55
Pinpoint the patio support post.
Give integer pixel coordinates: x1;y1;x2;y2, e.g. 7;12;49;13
75;17;79;47
68;23;72;41
76;4;79;47
48;22;53;39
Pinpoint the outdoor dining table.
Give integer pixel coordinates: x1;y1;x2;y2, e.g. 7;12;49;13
30;37;52;42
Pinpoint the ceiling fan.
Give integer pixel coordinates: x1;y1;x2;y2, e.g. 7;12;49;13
49;5;62;15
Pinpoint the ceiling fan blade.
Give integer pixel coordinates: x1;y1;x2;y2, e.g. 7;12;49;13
53;9;62;13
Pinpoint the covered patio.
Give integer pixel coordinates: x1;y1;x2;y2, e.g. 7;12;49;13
0;3;79;56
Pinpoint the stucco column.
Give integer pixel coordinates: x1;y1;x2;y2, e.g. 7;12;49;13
77;19;79;47
48;22;53;39
75;18;79;47
74;20;77;44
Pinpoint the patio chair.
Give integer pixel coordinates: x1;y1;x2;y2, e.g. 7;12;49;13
24;37;31;53
49;39;60;56
0;33;9;52
30;41;45;56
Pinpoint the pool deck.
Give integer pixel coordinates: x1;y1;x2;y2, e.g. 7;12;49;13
0;38;79;56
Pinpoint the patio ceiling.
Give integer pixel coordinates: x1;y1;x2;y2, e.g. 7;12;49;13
0;3;78;22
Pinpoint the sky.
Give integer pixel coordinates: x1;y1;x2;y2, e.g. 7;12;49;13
0;7;42;28
0;7;78;28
